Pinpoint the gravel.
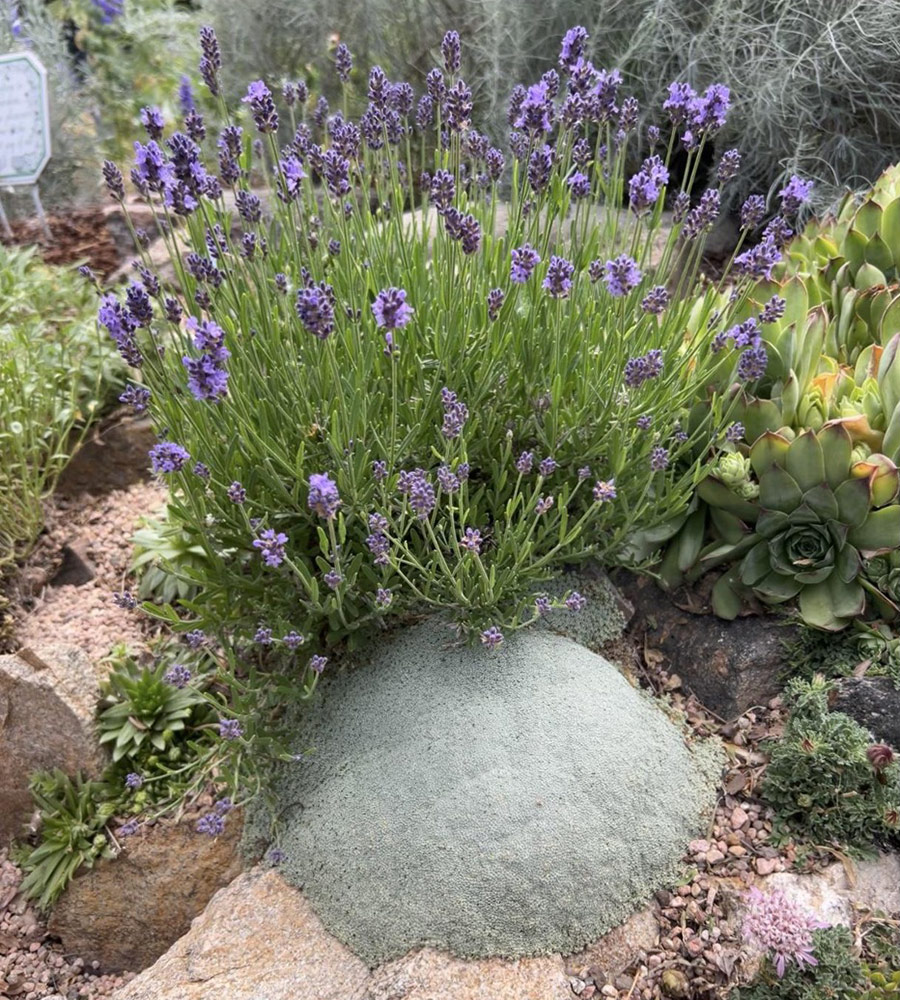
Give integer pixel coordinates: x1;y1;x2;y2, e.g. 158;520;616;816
0;850;134;999
12;481;166;670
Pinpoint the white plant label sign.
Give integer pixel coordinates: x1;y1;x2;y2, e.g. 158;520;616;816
0;51;51;186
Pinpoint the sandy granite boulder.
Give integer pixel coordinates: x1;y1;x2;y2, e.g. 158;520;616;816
49;815;245;974
114;867;574;1000
113;868;370;1000
0;645;102;844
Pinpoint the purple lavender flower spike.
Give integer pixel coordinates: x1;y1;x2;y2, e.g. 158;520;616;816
641;286;670;314
218;718;243;740
515;81;554;134
441;30;461;74
199;26;222;96
253;528;288;567
565;591;587;611
296;282;336;339
185;628;207;647
778;175;813;216
461;527;482;553
149;441;190;474
510;244;541;283
140;106;165;141
624;348;663;387
372;287;413;329
335;42;353;83
543;256;575;298
119;383;151;413
164;663;192;688
740;194;766;229
716;148;741;182
604;255;642;297
480;626;504;650
196;812;225;836
308;473;341;518
593;479;617;502
242;80;279;133
559;26;588;72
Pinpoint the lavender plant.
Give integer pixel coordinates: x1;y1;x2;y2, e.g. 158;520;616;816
98;25;782;671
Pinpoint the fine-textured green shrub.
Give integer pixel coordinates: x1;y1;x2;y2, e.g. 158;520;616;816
762;675;900;849
17;770;116;910
99;23;796;669
0;246;124;570
97;652;209;762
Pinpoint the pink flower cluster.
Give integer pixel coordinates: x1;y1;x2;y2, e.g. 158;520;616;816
742;887;827;977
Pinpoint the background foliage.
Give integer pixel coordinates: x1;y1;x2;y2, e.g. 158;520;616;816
0;246;123;571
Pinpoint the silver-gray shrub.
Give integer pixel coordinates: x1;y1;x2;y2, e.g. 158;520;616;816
206;0;900;213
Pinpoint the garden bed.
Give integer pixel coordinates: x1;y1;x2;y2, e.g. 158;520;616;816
0;207;123;282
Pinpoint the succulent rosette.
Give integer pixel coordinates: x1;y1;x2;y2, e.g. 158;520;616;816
699;424;900;629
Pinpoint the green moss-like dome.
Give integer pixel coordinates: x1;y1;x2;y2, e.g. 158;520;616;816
266;622;719;965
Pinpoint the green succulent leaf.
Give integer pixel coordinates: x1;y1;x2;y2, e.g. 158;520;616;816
802;484;840;521
743;400;784;445
857;261;888;290
696;476;759;522
759;466;802;513
749;430;791;476
843;228;869;274
711;572;742;619
836;543;862;584
864;232;895;273
708;506;749;545
751;570;804;603
847;505;900;556
834;477;874;528
786;430;826;491
818;423;853;489
798;576;865;630
740;539;770;586
756;508;791;539
879;197;900;264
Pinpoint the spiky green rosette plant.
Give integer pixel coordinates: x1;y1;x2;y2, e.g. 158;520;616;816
98;656;208;762
95;22;799;681
19;770;116;910
684;425;900;629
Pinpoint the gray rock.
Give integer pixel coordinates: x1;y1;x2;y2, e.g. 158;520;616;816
0;646;102;844
261;620;720;965
50;541;96;587
57;414;156;496
50;815;246;974
833;677;900;749
615;573;790;718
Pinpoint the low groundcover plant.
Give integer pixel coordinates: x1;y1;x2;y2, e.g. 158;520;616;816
96;23;808;680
